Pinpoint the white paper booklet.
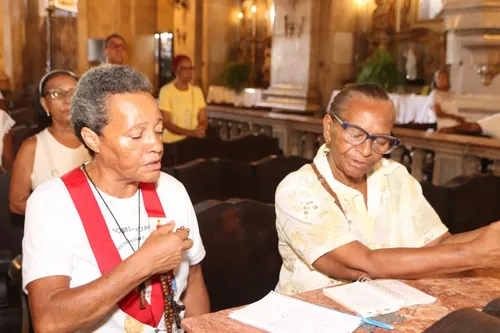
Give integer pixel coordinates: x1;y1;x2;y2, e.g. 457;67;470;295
323;277;437;318
229;291;362;333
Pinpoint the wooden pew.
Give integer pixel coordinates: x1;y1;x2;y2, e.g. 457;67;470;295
195;199;281;312
0;172;24;259
161;133;283;167
173;158;253;205
421;174;500;234
224;133;282;162
7;108;36;127
252;155;311;203
445;174;500;233
11;124;35;157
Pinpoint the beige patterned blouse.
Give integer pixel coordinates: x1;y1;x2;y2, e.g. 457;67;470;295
275;144;448;295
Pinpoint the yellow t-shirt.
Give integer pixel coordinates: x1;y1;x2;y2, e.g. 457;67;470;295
158;82;207;143
275;144;448;295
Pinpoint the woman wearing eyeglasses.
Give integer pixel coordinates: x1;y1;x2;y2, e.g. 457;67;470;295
275;83;500;295
9;70;90;215
159;54;208;143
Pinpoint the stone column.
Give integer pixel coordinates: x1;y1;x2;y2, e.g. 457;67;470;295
256;0;321;113
443;0;500;93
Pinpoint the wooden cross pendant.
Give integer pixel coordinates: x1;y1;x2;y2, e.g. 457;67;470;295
139;282;147;309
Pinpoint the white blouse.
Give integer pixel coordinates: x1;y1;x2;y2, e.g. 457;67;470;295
31;128;90;189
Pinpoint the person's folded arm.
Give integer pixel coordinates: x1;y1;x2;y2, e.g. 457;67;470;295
197;108;208;129
160;109;196;137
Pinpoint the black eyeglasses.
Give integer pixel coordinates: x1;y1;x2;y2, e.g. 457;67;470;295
330;113;400;154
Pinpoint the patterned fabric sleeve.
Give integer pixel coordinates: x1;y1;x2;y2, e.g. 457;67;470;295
275;175;357;268
406;175;449;245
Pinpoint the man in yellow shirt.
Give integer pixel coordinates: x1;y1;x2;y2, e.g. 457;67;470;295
159;55;208;143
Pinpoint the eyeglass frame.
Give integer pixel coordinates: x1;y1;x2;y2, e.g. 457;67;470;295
329;113;401;154
177;65;196;71
44;88;75;100
107;43;127;51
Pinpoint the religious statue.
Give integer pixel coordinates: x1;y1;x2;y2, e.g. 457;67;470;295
372;0;391;32
389;0;411;32
404;43;417;80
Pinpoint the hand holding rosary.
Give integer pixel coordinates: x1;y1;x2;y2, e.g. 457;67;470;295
160;226;190;333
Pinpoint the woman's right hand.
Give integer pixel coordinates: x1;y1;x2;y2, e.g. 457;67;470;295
471;221;500;269
137;221;193;275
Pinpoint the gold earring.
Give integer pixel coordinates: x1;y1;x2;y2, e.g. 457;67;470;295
324;142;330;154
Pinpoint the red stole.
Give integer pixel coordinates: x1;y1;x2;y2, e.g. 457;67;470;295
62;168;165;327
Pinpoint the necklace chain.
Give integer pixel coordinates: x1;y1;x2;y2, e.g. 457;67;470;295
82;164;141;252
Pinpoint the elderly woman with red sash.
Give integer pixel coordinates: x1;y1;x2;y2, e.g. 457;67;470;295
22;65;209;333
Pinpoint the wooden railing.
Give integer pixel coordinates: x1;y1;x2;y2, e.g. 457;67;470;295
207;105;500;185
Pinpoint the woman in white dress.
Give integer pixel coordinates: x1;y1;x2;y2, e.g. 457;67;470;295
9;70;90;215
429;68;465;129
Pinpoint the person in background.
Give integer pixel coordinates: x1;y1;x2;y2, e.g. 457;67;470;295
439;112;500;139
0;109;15;171
104;34;128;65
159;55;208;143
275;84;500;295
9;70;90;215
429;68;465;129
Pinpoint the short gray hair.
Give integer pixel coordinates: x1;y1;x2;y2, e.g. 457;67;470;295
71;65;152;155
329;83;394;117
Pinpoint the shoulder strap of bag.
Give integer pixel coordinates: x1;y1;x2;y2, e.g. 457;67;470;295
310;162;346;217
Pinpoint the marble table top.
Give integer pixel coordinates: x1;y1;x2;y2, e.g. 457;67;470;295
181;269;500;333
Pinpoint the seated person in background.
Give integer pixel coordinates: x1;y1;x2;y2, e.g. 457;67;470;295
429;68;465;129
23;65;209;333
9;70;90;215
0;109;15;171
275;84;500;295
439;112;500;139
159;55;208;143
104;33;128;65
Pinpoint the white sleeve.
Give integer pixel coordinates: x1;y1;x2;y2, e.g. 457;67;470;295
0;110;15;139
181;186;206;266
478;113;500;139
22;180;77;292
